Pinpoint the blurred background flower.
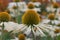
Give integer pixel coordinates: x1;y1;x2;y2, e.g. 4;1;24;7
0;12;11;22
18;34;25;40
27;2;35;9
12;5;18;9
48;13;55;20
53;2;59;8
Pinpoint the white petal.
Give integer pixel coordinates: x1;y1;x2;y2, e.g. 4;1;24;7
24;26;31;36
49;31;56;38
36;27;46;37
40;26;50;33
32;28;36;36
4;22;18;32
32;28;40;36
21;26;27;31
43;26;55;31
16;24;26;30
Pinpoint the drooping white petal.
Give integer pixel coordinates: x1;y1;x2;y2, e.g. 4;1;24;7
16;24;26;30
56;33;60;36
39;26;50;33
46;27;55;31
24;26;31;36
26;38;32;40
42;19;50;24
20;26;27;31
4;22;18;32
49;31;56;38
32;28;40;36
36;27;46;37
35;25;50;33
32;27;36;36
42;25;55;31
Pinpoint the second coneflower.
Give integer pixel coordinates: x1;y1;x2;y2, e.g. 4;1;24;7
0;12;11;22
53;3;59;8
48;13;55;20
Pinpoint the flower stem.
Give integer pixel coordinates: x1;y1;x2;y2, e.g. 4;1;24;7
53;36;57;40
1;22;4;40
15;2;21;24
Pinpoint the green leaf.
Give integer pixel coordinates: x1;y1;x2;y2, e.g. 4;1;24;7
56;35;60;40
40;37;47;40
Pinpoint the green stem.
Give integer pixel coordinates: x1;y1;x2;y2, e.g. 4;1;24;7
16;2;19;15
49;20;52;25
1;22;4;40
15;2;21;24
53;36;57;40
55;8;57;14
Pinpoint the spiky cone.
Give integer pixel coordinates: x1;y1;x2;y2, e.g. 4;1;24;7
22;9;40;26
48;13;55;20
53;3;59;8
0;12;11;22
18;34;25;40
28;2;35;9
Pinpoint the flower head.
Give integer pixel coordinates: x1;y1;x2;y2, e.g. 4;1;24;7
18;23;55;37
57;24;60;27
48;13;55;20
13;5;18;9
18;34;25;40
28;2;35;9
22;9;40;25
53;3;59;8
54;28;60;34
42;11;47;16
0;12;11;22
